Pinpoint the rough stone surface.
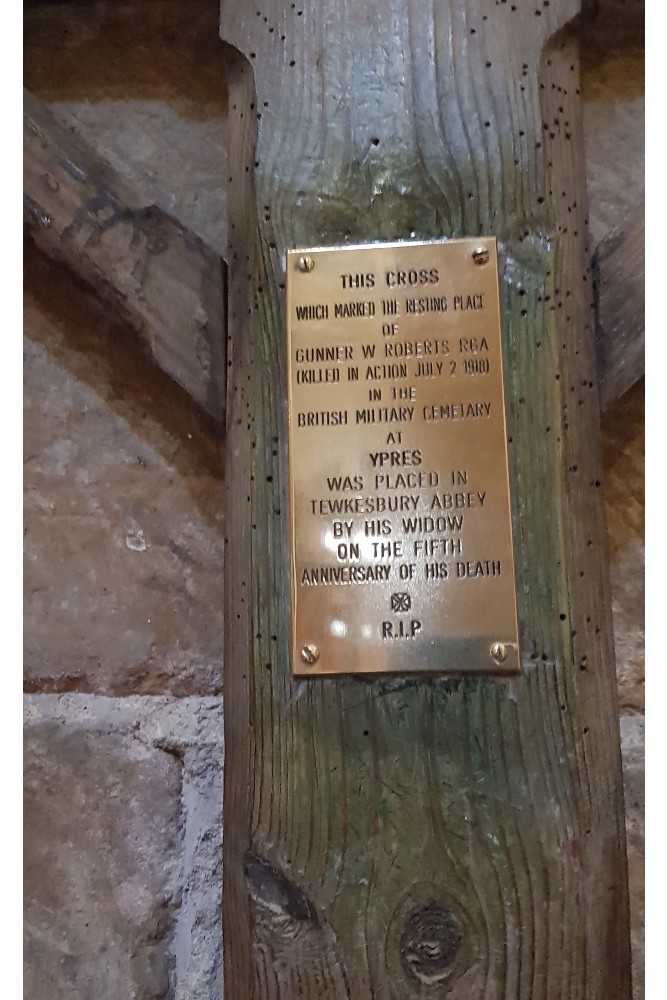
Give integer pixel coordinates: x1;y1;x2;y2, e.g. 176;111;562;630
620;714;644;1000
581;0;644;244
24;247;225;696
24;0;229;257
24;695;223;1000
24;713;181;999
602;381;645;713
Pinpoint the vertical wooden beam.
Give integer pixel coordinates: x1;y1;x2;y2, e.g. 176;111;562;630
220;3;631;997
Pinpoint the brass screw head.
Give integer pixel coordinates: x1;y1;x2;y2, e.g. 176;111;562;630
472;246;490;265
300;643;320;665
297;254;315;273
490;641;507;664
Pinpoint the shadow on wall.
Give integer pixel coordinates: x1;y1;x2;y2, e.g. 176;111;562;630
24;0;229;112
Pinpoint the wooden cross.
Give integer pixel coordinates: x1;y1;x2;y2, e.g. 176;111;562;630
220;1;631;997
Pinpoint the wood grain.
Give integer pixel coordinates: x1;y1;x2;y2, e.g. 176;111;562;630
23;91;226;425
220;3;631;996
594;204;645;412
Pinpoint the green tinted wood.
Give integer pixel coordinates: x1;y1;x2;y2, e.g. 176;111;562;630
221;3;631;997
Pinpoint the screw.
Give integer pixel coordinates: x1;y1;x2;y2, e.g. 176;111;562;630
472;246;490;265
297;254;315;273
300;643;320;665
490;642;507;664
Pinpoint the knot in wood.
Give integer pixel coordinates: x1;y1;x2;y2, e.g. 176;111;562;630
399;904;461;984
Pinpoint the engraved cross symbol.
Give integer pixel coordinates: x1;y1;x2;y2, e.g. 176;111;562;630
391;593;411;613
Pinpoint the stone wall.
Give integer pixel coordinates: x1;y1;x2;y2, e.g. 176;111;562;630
24;1;644;997
24;241;225;999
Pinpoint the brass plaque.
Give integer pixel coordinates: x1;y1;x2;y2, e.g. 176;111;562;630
286;238;519;676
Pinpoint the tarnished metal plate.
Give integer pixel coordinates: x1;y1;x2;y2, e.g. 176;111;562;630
286;237;519;676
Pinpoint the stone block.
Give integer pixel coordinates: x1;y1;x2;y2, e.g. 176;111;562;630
620;714;644;1000
24;695;224;1000
24;714;182;999
24;249;224;696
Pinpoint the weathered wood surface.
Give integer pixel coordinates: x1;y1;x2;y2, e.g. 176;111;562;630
221;1;631;998
594;204;644;413
23;91;226;425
